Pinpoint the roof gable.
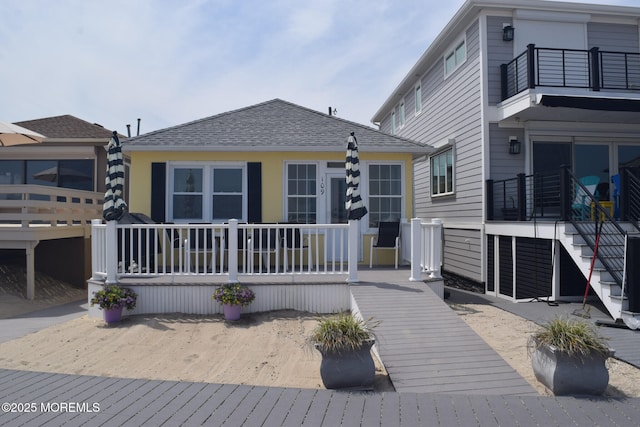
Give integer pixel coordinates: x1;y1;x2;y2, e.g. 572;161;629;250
124;99;429;155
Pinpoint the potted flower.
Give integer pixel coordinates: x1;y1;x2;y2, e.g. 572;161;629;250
529;316;613;395
90;284;137;324
212;282;255;321
310;312;377;390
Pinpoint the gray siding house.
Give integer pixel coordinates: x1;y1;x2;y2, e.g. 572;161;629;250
372;0;640;323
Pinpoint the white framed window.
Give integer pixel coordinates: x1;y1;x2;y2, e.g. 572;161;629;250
168;163;246;222
399;102;405;128
368;163;403;228
285;162;317;223
212;167;244;221
172;167;204;221
415;84;422;115
391;111;396;134
430;148;454;196
444;39;466;76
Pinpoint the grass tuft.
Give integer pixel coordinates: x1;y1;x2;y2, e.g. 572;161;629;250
310;312;377;354
530;316;610;358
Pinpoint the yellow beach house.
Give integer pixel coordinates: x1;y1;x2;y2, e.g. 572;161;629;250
122;99;430;267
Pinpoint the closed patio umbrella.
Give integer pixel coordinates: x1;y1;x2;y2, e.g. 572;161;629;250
345;132;367;220
0;121;45;146
103;131;127;221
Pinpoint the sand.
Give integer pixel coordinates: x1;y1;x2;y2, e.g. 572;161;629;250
1;279;640;396
0;310;394;391
448;302;640;397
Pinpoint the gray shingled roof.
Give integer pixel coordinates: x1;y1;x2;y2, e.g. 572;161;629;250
124;99;430;155
16;115;115;139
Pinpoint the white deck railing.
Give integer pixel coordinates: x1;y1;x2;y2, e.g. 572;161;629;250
91;218;443;283
0;184;102;226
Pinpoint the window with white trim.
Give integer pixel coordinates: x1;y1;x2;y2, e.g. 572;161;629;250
169;164;246;222
286;163;317;223
445;39;466;76
391;111;396;134
368;164;402;228
212;168;244;220
430;148;454;196
415;84;422;114
399;102;405;127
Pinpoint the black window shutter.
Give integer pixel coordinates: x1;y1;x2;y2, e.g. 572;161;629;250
151;163;166;223
247;162;262;223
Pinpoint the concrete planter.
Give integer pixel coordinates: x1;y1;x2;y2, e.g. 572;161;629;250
531;340;613;396
315;339;375;390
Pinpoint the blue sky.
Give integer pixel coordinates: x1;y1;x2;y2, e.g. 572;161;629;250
1;0;637;136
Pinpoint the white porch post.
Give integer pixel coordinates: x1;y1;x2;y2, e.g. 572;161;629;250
228;219;239;282
430;218;443;279
105;220;117;284
90;219;101;281
409;218;422;281
347;219;359;283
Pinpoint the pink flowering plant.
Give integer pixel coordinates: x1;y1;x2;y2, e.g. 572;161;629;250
90;284;137;310
212;282;255;307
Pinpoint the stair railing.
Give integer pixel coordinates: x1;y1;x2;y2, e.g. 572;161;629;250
620;167;640;232
562;167;627;289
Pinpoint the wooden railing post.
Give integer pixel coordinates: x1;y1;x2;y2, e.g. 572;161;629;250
105;220;117;284
409;218;423;281
347;220;359;283
228;219;239;282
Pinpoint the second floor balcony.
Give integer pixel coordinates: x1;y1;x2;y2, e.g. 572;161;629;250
501;44;640;101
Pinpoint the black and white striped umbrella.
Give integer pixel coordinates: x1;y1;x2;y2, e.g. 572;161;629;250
345;132;368;221
103;131;127;221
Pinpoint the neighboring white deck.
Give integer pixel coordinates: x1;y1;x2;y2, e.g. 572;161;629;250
0;185;102;299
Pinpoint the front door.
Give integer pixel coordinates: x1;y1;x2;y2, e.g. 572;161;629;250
326;172;348;262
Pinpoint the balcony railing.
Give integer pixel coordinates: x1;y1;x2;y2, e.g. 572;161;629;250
501;44;640;100
91;218;444;283
0;184;103;226
486;167;640;226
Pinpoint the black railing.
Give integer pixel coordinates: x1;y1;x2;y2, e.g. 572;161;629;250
562;167;627;288
487;167;638;293
620;167;640;230
486;172;562;221
501;44;640;100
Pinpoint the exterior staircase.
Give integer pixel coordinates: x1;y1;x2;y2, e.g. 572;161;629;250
560;221;640;323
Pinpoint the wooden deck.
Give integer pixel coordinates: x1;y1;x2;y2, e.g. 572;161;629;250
3;269;640;425
2;368;639;426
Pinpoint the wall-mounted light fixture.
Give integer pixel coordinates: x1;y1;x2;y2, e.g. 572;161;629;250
503;24;514;42
509;136;521;155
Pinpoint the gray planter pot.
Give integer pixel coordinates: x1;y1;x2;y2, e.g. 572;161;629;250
315;339;375;390
531;341;613;396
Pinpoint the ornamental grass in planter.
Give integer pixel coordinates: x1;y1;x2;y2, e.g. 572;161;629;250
529;316;613;396
310;312;378;390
